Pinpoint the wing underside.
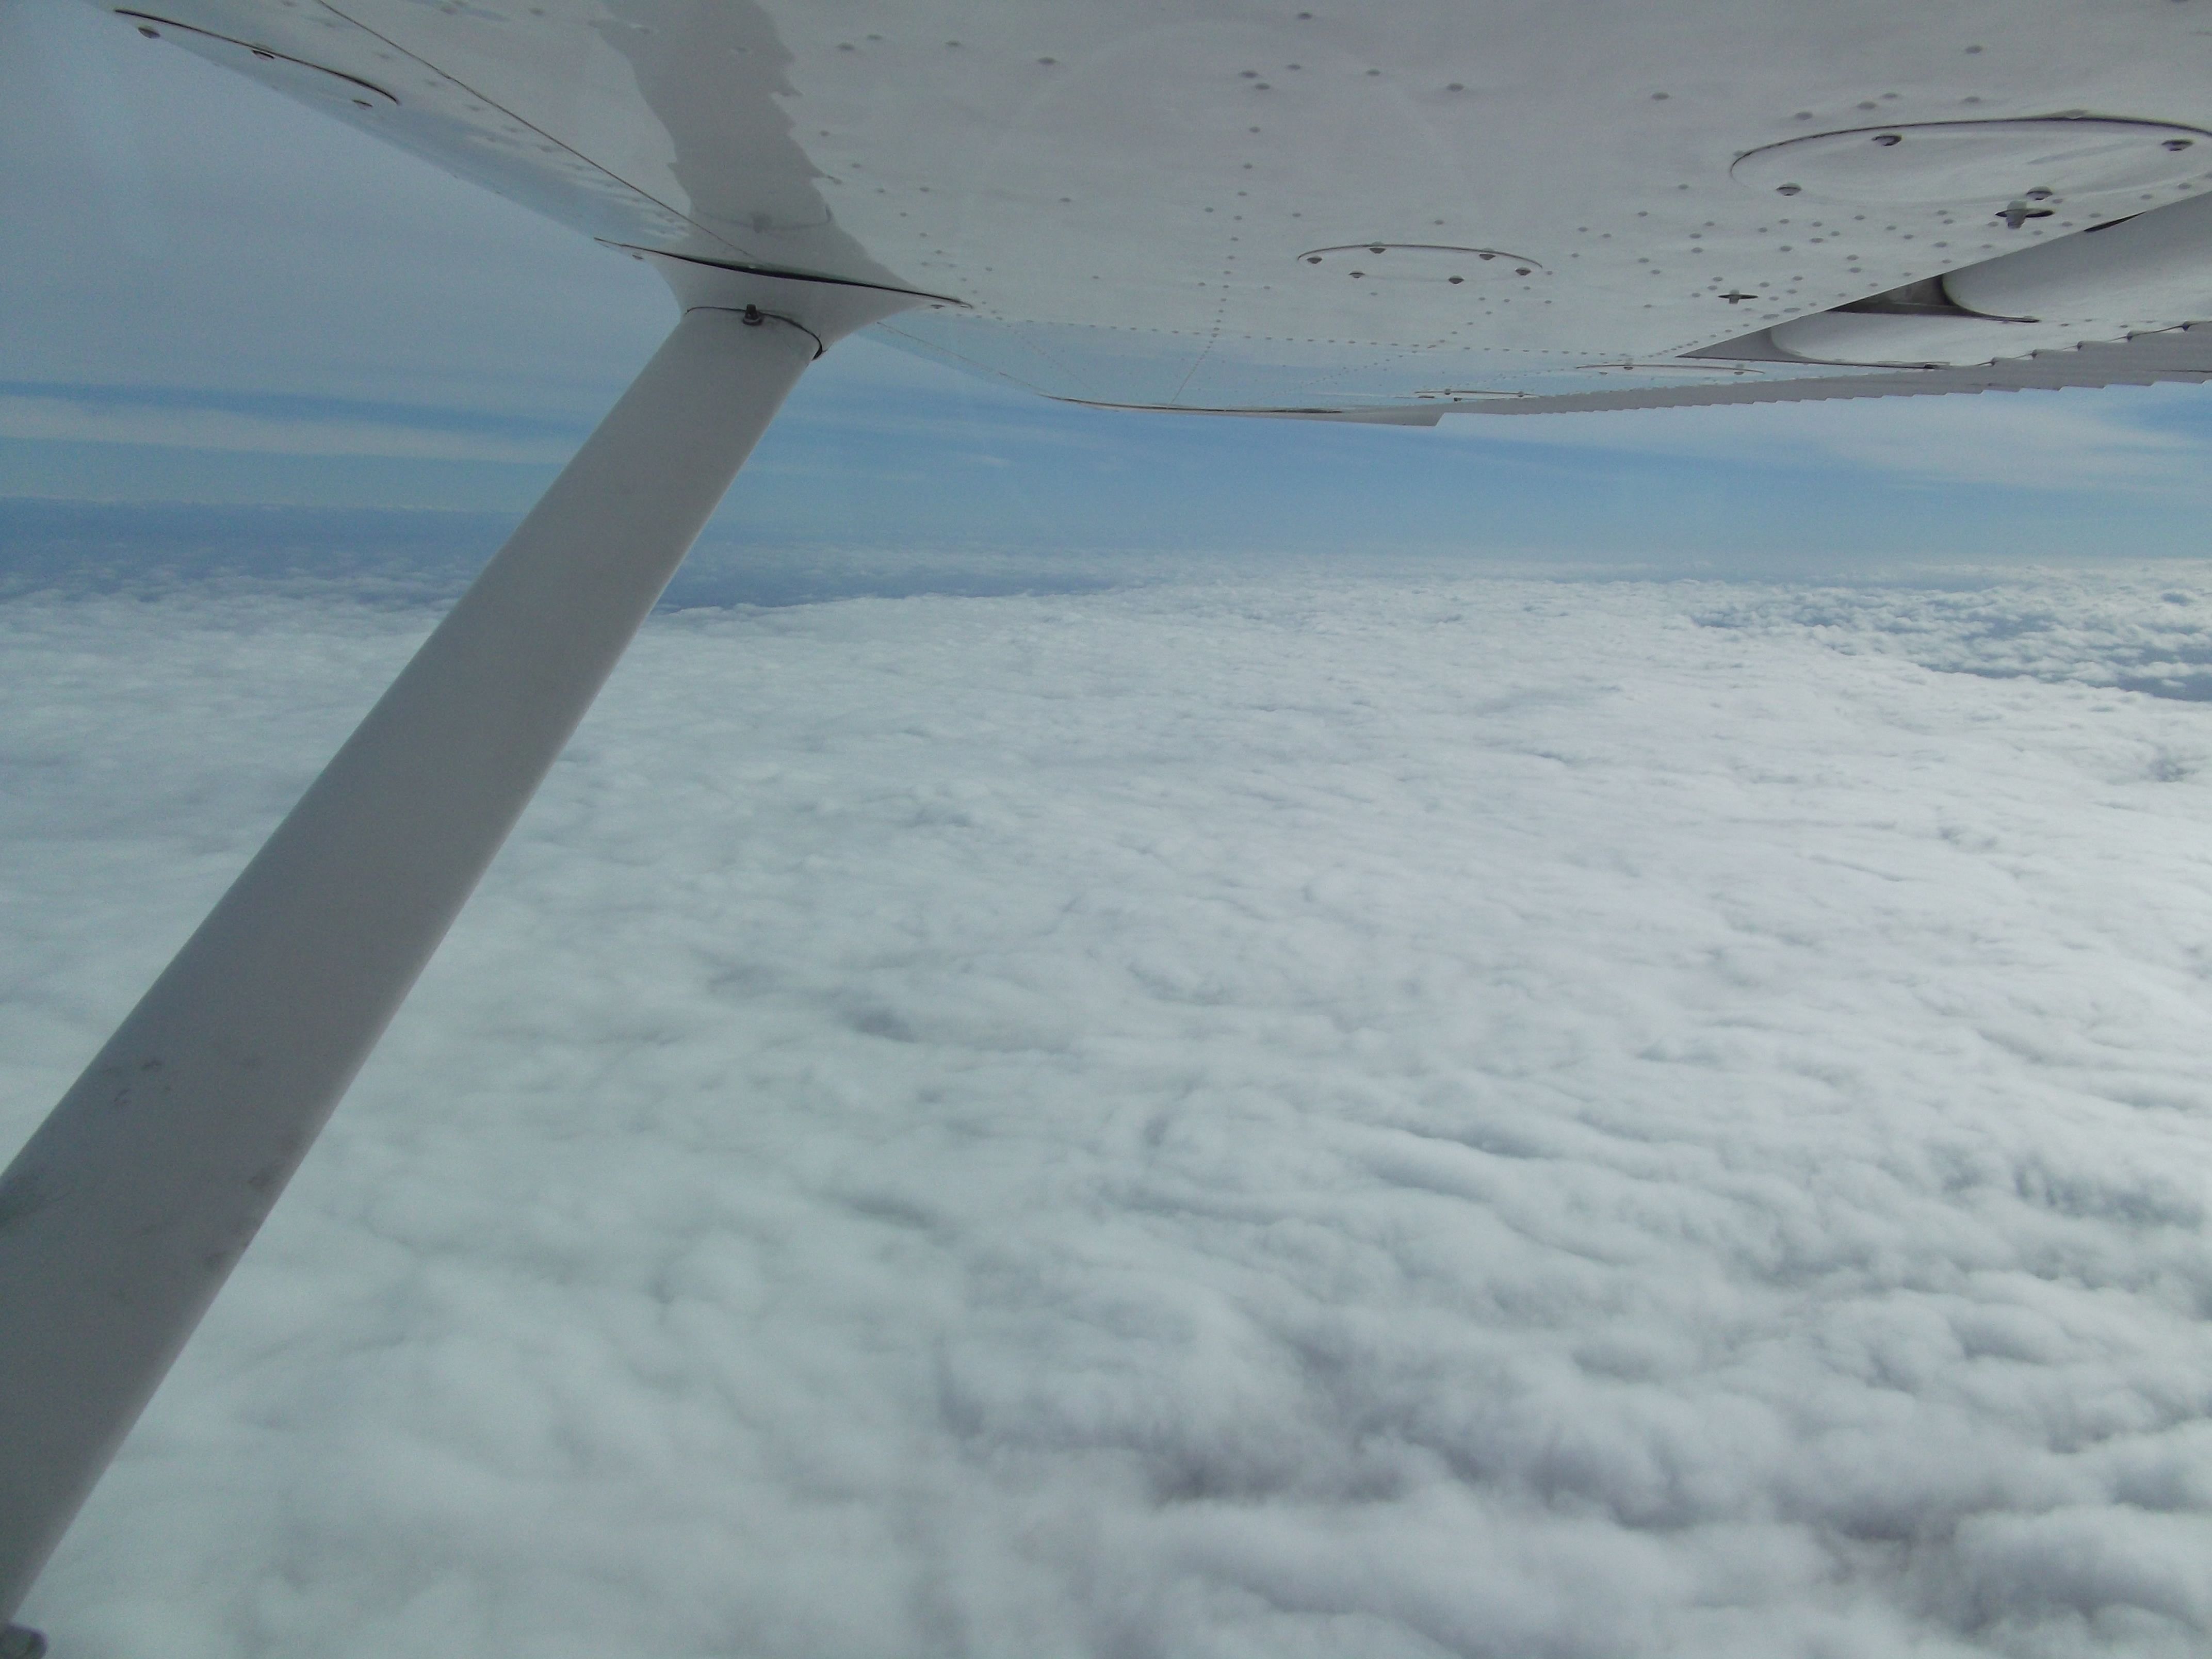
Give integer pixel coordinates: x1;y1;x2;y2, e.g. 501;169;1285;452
1453;321;2212;416
102;0;2212;417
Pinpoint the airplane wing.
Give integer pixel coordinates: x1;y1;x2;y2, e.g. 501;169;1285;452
104;0;2212;419
1461;320;2212;415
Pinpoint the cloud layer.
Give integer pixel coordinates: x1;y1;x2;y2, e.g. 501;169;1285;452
1453;385;2212;497
5;561;2211;1658
0;392;578;464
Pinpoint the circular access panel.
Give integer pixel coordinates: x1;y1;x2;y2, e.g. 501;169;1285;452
1731;118;2212;208
1297;245;1547;283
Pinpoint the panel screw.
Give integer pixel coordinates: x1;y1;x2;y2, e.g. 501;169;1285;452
1872;133;1902;146
2164;138;2194;151
136;23;159;36
1777;183;1802;195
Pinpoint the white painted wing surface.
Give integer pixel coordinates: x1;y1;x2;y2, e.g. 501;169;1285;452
97;0;2212;416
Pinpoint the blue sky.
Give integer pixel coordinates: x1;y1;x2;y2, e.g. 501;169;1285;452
8;0;2212;572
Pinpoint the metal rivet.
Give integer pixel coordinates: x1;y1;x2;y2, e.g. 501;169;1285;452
1873;133;1902;146
1448;275;1463;283
2164;138;2194;151
1777;183;1802;195
136;23;159;36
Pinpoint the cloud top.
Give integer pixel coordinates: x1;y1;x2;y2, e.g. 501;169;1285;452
6;562;2211;1658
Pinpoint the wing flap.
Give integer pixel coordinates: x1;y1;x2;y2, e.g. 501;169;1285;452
1447;323;2212;415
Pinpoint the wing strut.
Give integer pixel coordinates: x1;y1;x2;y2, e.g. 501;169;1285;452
0;263;922;1630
